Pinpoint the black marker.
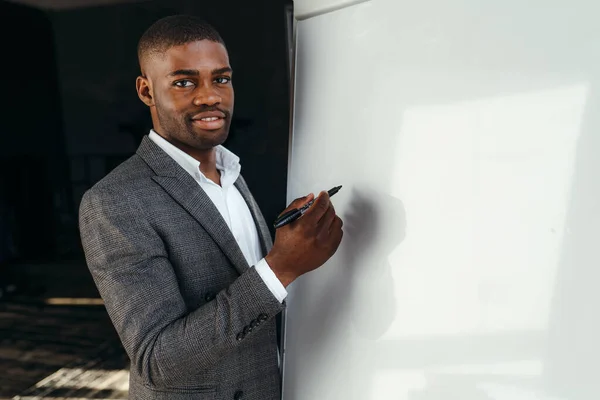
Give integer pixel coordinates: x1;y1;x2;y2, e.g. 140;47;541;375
273;185;342;229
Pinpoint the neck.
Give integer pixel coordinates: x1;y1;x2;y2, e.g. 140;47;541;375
195;150;221;186
183;145;220;181
155;131;219;172
172;139;221;185
190;147;217;173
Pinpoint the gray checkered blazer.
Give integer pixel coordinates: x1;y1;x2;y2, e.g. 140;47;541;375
79;136;285;400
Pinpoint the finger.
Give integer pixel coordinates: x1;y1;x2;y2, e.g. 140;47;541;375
316;204;336;237
329;201;336;216
318;201;336;225
331;216;344;245
279;193;314;216
303;191;330;222
331;215;343;232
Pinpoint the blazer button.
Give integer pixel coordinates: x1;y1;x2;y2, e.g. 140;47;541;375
250;319;259;328
243;326;250;335
236;332;244;341
258;313;268;322
234;390;244;399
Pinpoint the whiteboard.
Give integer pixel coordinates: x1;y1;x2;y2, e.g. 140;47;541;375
283;0;600;399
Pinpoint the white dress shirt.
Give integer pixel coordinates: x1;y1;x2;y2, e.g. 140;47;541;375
149;130;287;302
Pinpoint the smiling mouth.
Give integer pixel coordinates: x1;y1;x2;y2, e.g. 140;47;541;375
192;116;226;130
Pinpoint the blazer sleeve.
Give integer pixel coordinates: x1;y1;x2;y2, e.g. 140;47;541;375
78;185;285;388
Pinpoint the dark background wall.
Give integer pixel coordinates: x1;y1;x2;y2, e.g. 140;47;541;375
0;0;293;265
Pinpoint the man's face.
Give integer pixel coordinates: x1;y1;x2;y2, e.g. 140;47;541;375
139;40;234;151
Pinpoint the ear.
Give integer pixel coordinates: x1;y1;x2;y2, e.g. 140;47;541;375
136;75;154;107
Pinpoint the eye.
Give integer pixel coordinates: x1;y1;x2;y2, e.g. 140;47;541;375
215;76;231;84
174;79;195;88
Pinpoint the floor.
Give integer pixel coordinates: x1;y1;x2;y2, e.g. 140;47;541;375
0;261;130;400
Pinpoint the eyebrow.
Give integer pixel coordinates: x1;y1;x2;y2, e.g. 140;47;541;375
167;67;233;78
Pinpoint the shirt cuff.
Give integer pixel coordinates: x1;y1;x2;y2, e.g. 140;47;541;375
254;258;288;303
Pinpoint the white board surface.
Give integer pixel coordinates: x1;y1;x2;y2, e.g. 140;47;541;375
293;0;371;20
283;0;600;399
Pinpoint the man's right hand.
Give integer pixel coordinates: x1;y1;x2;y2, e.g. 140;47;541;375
265;191;344;287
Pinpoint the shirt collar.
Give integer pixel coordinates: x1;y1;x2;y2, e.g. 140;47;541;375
148;129;241;187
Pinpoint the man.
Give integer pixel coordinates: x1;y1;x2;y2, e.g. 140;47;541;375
78;14;343;400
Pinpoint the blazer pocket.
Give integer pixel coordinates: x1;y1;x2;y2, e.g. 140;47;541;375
145;382;217;396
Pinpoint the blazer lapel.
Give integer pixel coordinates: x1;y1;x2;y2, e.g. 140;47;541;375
136;136;250;276
234;176;274;256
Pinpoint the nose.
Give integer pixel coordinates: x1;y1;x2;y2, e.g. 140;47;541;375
193;86;221;107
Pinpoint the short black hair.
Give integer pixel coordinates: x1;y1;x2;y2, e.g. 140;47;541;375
137;14;226;70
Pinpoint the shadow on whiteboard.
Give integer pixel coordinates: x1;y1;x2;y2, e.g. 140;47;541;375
341;185;406;340
286;184;407;349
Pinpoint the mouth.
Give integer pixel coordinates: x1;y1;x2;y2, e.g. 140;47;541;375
191;112;227;130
